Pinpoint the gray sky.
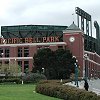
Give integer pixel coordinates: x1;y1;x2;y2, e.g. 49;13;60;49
0;0;100;37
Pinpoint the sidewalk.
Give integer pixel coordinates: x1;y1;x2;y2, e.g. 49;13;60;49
65;79;100;95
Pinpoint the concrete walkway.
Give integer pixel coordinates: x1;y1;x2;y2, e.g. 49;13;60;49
65;79;100;95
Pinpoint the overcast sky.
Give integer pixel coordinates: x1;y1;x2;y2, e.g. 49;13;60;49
0;0;100;37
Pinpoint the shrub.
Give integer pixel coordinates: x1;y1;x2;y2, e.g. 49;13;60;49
0;77;21;84
22;72;46;83
36;80;100;100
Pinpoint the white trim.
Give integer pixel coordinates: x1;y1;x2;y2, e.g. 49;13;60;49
95;52;100;58
84;51;100;66
0;57;33;60
87;59;100;66
0;42;67;47
84;51;94;54
85;51;100;58
63;30;84;34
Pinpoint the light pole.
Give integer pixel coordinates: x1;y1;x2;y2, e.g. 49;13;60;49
1;53;4;72
42;67;44;74
75;60;79;87
72;56;79;87
1;53;4;56
15;59;17;77
84;54;89;81
92;69;94;78
1;53;4;58
88;67;90;80
9;59;10;69
91;74;92;78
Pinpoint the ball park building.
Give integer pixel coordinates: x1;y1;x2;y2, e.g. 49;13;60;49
0;22;100;78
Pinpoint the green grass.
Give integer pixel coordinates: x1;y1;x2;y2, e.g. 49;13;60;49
0;84;61;100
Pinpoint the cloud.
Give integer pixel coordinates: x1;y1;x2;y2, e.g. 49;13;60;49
0;0;100;37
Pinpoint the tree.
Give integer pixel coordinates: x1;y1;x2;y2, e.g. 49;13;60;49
33;48;74;79
33;48;53;71
0;62;21;77
54;49;74;79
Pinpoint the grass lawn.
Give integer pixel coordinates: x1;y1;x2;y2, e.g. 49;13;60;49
0;84;61;100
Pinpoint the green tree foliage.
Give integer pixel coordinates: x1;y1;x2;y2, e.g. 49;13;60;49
0;62;21;77
33;48;74;79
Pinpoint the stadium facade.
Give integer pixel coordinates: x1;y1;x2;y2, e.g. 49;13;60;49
0;22;100;78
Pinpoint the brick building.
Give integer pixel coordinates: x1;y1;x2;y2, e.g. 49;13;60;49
0;22;100;78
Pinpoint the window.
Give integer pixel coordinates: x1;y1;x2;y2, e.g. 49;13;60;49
0;48;3;57
5;48;9;57
24;47;29;57
24;61;29;73
0;61;2;66
18;47;22;57
58;46;63;49
37;46;42;50
89;41;92;51
44;46;49;48
93;43;96;52
18;61;22;71
5;61;9;64
84;39;87;50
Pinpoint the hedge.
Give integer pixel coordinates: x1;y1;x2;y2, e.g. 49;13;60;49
0;78;21;84
36;80;100;100
22;73;47;83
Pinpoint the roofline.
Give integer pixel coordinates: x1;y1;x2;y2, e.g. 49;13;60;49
63;30;84;34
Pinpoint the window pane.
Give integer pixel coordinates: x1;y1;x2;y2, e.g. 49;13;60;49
24;47;29;57
5;48;9;57
18;61;22;71
58;46;63;49
18;47;22;57
24;61;29;73
0;48;3;57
